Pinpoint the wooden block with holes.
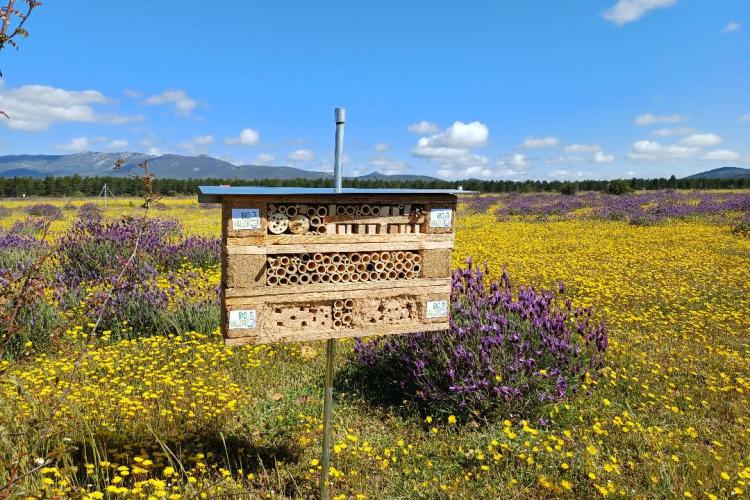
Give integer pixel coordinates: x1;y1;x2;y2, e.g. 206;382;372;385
199;186;471;345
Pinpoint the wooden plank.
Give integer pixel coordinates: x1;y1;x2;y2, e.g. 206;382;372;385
225;277;451;298
225;239;454;255
221;194;456;205
224;321;448;345
250;232;455;246
225;283;450;305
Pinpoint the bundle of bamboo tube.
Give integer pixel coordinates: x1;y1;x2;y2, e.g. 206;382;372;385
267;203;329;235
332;298;355;329
265;251;422;286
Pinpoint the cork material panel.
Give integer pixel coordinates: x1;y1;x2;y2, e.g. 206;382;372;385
421;248;452;279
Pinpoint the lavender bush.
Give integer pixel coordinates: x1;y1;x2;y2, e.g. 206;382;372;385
352;259;608;421
78;202;103;221
25;203;63;220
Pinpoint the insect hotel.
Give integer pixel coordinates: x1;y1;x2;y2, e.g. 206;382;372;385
198;186;463;345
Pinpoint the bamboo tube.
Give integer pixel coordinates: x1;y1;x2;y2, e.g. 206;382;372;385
371;206;381;216
331;273;342;283
405;252;414;261
334;299;344;310
344;298;354;309
342;313;353;324
298;274;310;284
341;272;351;282
413;264;421;274
310;216;322;227
413;254;423;264
321;274;331;283
280;256;290;266
287;264;298;275
316;225;327;234
369;271;379;281
279;277;289;285
331;254;342;264
394;262;404;271
380;251;391;261
397;272;405;279
318;206;329;217
306;261;317;271
313;252;324;262
385;261;395;271
336;264;346;273
333;319;342;328
374;261;385;272
267;275;279;285
405;270;414;279
347;264;356;273
345;206;356;216
333;310;343;320
370;252;380;262
377;271;386;280
326;264;337;274
276;267;287;277
311;273;321;283
356;263;367;273
350;273;360;282
387;270;398;280
395;251;405;261
337;206;346;215
322;255;332;265
286;205;298;217
403;261;413;271
359;272;369;281
316;265;326;274
360;204;371;216
288;275;299;284
350;253;361;263
307;207;317;217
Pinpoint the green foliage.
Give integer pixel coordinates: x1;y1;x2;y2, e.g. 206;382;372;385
606;179;633;195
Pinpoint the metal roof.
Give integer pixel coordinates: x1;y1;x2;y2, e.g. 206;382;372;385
198;185;474;203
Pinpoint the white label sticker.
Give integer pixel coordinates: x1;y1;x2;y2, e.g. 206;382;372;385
228;309;257;329
429;208;452;228
231;208;260;230
426;300;448;318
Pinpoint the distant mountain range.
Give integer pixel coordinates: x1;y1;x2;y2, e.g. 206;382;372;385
683;167;750;179
0;152;441;182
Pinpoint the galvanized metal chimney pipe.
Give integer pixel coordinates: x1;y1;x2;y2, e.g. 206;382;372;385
334;108;345;193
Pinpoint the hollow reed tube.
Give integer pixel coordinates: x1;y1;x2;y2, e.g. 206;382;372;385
316;225;327;234
286;205;298;217
344;299;354;309
317;206;328;217
334;300;344;310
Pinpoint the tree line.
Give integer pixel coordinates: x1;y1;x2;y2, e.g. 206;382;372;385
0;174;748;198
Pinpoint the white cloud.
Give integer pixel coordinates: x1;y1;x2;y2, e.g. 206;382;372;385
412;121;489;160
407;120;439;135
369;157;408;175
507;154;529;169
106;139;129;150
627;140;699;160
738;114;750;123
723;21;741;33
549;169;586;179
373;142;390;153
564;143;601;153
57;136;91;152
702;149;740;161
179;134;214;154
521;136;560;149
652;127;695;137
144;89;197;116
603;0;677;26
594;151;615;163
0;83;141;132
256;153;275;163
634;113;687;126
679;133;722;147
124;89;143;98
225;128;260;146
146;147;165;156
289;149;316;162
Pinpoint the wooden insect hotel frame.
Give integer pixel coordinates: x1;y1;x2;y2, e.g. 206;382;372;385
198;186;464;345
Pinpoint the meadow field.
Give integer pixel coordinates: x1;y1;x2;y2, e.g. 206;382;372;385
1;191;750;499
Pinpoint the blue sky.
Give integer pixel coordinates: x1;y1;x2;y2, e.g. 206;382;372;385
0;0;748;180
